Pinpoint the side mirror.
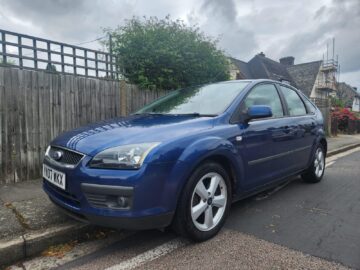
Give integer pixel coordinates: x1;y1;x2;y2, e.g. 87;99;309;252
245;105;272;122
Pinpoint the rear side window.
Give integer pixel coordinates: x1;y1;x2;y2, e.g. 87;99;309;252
280;86;307;116
242;84;284;118
301;95;317;114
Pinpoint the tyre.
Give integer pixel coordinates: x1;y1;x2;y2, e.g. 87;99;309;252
172;162;231;242
301;144;326;183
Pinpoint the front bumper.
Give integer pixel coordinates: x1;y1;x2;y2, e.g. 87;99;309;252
42;154;187;230
49;195;174;230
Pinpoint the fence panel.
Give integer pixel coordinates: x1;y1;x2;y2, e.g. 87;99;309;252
123;83;169;115
0;66;121;184
0;29;119;80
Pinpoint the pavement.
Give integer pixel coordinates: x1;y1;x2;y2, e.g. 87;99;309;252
1;134;360;269
0;181;97;268
327;134;360;155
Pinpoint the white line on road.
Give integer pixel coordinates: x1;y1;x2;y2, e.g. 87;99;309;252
105;238;187;270
325;161;335;168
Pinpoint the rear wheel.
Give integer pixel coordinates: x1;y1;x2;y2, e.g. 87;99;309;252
301;145;325;183
172;162;231;242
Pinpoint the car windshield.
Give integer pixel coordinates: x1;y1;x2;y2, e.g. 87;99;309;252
136;81;249;116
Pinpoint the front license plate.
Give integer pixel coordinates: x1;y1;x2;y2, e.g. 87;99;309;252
43;164;66;190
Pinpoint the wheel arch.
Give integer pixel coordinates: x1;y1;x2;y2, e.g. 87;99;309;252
319;137;327;155
172;137;244;207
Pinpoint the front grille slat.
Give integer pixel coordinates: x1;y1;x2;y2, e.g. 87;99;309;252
84;193;110;208
48;146;84;166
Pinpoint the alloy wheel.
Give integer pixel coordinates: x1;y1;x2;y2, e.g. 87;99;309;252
190;172;227;231
314;148;325;178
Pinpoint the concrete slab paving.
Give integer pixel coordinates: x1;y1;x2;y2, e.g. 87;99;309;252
327;134;360;152
0;204;24;239
0;179;44;203
11;197;69;230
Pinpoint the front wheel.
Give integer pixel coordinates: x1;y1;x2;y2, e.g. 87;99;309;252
172;162;231;242
301;145;326;183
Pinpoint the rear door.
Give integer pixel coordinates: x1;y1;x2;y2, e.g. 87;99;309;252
277;85;317;170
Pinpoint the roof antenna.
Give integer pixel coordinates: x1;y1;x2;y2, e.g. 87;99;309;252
332;37;335;61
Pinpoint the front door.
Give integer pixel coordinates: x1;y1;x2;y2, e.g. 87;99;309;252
232;83;297;191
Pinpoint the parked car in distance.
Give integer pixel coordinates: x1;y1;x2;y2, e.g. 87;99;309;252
43;79;327;241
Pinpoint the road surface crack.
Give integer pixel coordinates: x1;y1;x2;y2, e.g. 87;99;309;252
4;202;31;230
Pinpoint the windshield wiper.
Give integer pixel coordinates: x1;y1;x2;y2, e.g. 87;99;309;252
134;112;216;117
133;112;166;116
170;113;217;117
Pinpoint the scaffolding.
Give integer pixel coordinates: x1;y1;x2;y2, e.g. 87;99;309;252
315;38;339;97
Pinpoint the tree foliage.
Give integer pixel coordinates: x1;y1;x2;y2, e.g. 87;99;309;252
331;107;359;132
105;16;230;90
0;58;16;65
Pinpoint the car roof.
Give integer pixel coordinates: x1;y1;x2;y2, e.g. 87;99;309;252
219;79;299;91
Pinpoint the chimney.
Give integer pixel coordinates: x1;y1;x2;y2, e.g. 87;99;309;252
279;56;295;66
258;52;265;57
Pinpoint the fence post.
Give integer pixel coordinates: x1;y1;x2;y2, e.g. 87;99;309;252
120;80;127;116
1;32;6;63
327;98;331;136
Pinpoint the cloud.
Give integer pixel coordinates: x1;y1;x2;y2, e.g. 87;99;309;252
279;0;360;73
187;0;258;59
0;0;359;88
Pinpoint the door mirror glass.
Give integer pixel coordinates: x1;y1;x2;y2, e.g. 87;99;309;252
246;105;272;122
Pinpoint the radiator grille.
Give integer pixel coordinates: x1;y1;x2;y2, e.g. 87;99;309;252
48;146;84;166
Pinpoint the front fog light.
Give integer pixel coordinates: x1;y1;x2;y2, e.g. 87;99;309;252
117;196;129;208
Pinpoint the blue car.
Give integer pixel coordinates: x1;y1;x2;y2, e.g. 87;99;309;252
43;79;327;241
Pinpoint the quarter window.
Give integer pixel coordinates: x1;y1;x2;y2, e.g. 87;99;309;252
280;86;307;116
242;84;284;118
301;96;316;114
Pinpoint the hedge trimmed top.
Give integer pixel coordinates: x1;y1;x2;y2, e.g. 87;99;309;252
105;16;230;90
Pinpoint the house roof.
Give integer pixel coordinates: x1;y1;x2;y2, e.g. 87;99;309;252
229;57;252;78
230;54;323;97
337;82;360;98
286;61;322;97
249;54;295;85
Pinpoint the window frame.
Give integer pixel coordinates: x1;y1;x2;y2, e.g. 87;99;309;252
297;91;317;115
230;82;287;124
277;84;309;117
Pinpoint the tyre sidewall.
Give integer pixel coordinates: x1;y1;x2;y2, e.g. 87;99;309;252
303;144;326;183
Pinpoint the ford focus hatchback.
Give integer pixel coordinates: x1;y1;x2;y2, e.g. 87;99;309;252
43;79;327;241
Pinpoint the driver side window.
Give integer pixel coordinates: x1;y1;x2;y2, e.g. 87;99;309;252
242;84;284;118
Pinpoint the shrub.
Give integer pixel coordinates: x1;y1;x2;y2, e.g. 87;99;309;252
331;107;359;132
105;16;230;90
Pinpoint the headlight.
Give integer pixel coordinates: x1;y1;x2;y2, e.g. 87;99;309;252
89;142;160;169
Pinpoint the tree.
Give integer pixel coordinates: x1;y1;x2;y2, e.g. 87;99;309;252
46;63;57;72
0;58;16;65
105;16;230;90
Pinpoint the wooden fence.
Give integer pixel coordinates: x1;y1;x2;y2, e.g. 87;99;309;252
0;66;169;184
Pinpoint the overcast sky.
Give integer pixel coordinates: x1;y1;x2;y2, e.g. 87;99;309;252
0;0;359;90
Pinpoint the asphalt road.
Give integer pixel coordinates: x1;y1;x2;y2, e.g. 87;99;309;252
9;148;360;270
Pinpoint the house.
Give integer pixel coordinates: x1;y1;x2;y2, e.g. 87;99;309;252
336;82;360;111
230;53;338;99
353;94;360;112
